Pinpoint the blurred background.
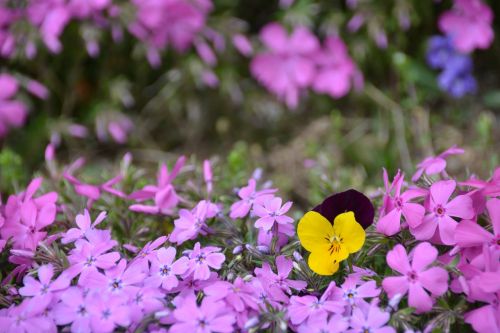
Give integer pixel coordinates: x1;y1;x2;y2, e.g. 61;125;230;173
1;0;498;205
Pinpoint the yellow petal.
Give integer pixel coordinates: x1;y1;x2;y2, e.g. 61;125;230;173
297;211;333;253
332;211;365;254
330;243;349;263
308;251;340;276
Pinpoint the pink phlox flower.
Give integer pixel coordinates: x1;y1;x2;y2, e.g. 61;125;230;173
460;167;500;197
184;242;225;281
145;247;189;291
0;296;54;333
382;242;449;313
229;178;277;219
250;23;319;109
27;1;71;53
412;145;464;182
410;180;474;245
438;0;494;53
52;286;93;332
0;177;57;252
296;313;349;333
0;73;28;138
130;236;168;271
203;277;259;312
330;276;381;307
66;240;120;282
170;294;236;333
257;227;290;252
19;263;70;302
312;36;359;99
129;156;185;215
377;172;426;236
173;272;219;297
61;209;107;244
127;286;164;323
254;255;306;294
87;290;131;333
287;282;344;326
348;302;396;333
169;200;219;244
64;158;125;208
253;196;293;232
250;276;289;308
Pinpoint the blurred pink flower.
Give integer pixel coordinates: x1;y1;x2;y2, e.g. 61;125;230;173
348;303;395;333
169;200;219;244
412;145;464;181
312;36;360;99
232;34;253;57
439;0;494;53
27;1;71;53
410;180;474;244
230;178;276;219
251;23;319;109
0;74;28;138
129;156;185;215
382;243;448;313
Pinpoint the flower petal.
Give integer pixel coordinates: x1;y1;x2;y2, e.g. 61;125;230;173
297;211;332;253
411;242;438;272
333;211;365;254
307;251;339;276
386;244;410;274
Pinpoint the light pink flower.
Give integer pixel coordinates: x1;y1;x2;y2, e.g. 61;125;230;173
61;209;107;244
253;196;293;231
412;145;464;182
229;178;276;219
185;242;225;281
169;200;219;244
438;0;494;53
330;277;381;307
19;264;70;301
382;243;448;313
145;247;189;290
410;180;474;245
347;303;395;333
250;23;319;108
254;255;306;294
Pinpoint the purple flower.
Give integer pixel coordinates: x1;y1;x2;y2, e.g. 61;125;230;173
61;209;107;244
0;74;28;138
382;243;448;313
229;178;276;219
185;242;225;281
347;303;395;333
127;286;164;323
145;247;189;290
87;291;131;333
129;156;185;215
253;196;293;231
170;200;219;244
66;240;120;282
19;264;70;301
426;35;455;69
330;277;381;307
410;180;474;245
170;295;235;333
254;255;306;294
250;23;319;109
52;287;92;333
296;313;349;333
130;236;168;271
0;297;54;333
203;277;259;312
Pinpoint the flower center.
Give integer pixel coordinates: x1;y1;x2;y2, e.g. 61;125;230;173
311;300;323;309
394;197;403;210
195;254;206;264
198;319;208;328
40;284;49;294
327;234;343;256
160;265;171;276
85;256;96;267
435;205;446;217
77;305;87;316
102;309;111;319
111;279;122;290
407;270;418;282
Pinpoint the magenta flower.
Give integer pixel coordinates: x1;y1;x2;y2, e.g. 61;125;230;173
27;2;71;53
19;264;70;301
185;242;225;280
232;34;253;57
438;0;494;53
376;173;426;236
254;255;306;294
456;198;500;250
348;303;396;333
253;196;293;231
129;156;185;215
203;277;259;312
52;287;92;332
460;167;500;197
250;23;319;108
382;243;448;313
169;200;219;244
61;209;107;244
410;180;474;244
87;291;131;333
465;303;500;333
145;247;189;290
412;145;464;181
170;295;235;333
312;36;358;99
128;286;164;323
0;74;28;138
130;236;168;270
229;178;276;219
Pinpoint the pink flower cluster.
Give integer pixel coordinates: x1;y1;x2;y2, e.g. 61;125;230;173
377;145;500;331
251;22;361;109
438;0;494;54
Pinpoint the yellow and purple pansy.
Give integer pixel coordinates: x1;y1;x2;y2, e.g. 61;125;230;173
297;189;375;275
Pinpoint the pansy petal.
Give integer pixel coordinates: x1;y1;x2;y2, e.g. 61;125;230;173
307;251;339;276
332;211;365;254
297;211;332;253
